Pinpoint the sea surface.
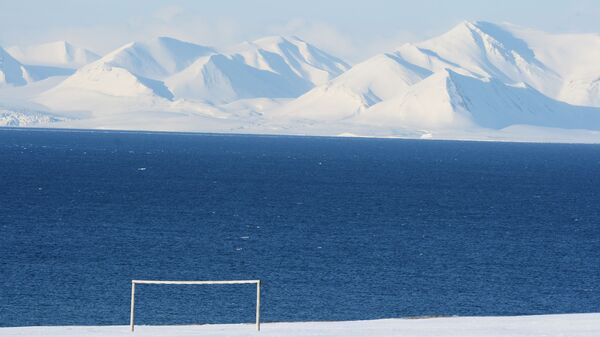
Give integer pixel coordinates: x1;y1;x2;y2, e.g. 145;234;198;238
1;128;599;327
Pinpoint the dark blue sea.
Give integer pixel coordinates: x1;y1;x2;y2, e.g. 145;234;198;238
1;128;599;327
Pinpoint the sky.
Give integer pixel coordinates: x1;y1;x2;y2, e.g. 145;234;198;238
2;0;600;62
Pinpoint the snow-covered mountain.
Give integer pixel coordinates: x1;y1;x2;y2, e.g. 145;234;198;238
4;22;600;142
360;70;600;130
499;24;600;107
166;53;303;104
38;61;174;108
387;21;600;108
36;37;214;111
0;47;28;86
285;21;558;121
39;35;350;111
96;37;215;79
278;21;600;137
393;21;561;95
228;36;349;87
166;36;350;104
1;41;100;84
7;41;99;68
275;52;432;121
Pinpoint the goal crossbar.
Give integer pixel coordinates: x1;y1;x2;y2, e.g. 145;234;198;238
129;279;261;332
133;280;260;285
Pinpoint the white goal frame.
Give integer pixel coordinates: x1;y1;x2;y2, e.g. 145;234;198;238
129;279;261;332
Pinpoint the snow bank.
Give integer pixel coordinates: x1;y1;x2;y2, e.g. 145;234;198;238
1;314;598;337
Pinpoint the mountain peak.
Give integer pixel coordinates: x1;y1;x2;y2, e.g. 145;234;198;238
155;36;184;42
6;41;100;68
226;35;349;84
44;40;71;49
438;20;500;40
449;20;504;34
97;37;215;79
444;20;532;53
235;35;308;51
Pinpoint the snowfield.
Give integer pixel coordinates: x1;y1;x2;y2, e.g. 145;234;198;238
1;314;599;337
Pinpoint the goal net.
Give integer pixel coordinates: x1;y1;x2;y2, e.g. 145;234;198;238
129;279;261;332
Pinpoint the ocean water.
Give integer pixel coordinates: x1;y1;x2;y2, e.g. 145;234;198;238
1;129;599;327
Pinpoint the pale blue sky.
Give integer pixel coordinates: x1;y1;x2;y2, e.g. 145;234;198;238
2;0;600;61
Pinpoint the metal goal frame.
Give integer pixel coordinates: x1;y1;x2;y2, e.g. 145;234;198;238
129;279;261;332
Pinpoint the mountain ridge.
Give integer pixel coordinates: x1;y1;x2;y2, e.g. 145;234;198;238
7;41;100;68
2;21;600;143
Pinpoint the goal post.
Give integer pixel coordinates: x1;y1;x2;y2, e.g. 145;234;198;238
129;279;261;332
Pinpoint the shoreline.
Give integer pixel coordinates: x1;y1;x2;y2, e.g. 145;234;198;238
2;313;599;336
2;125;600;145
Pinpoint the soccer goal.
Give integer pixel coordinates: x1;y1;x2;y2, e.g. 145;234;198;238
129;279;261;332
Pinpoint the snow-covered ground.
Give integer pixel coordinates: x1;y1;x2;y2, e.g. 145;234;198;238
1;314;598;337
